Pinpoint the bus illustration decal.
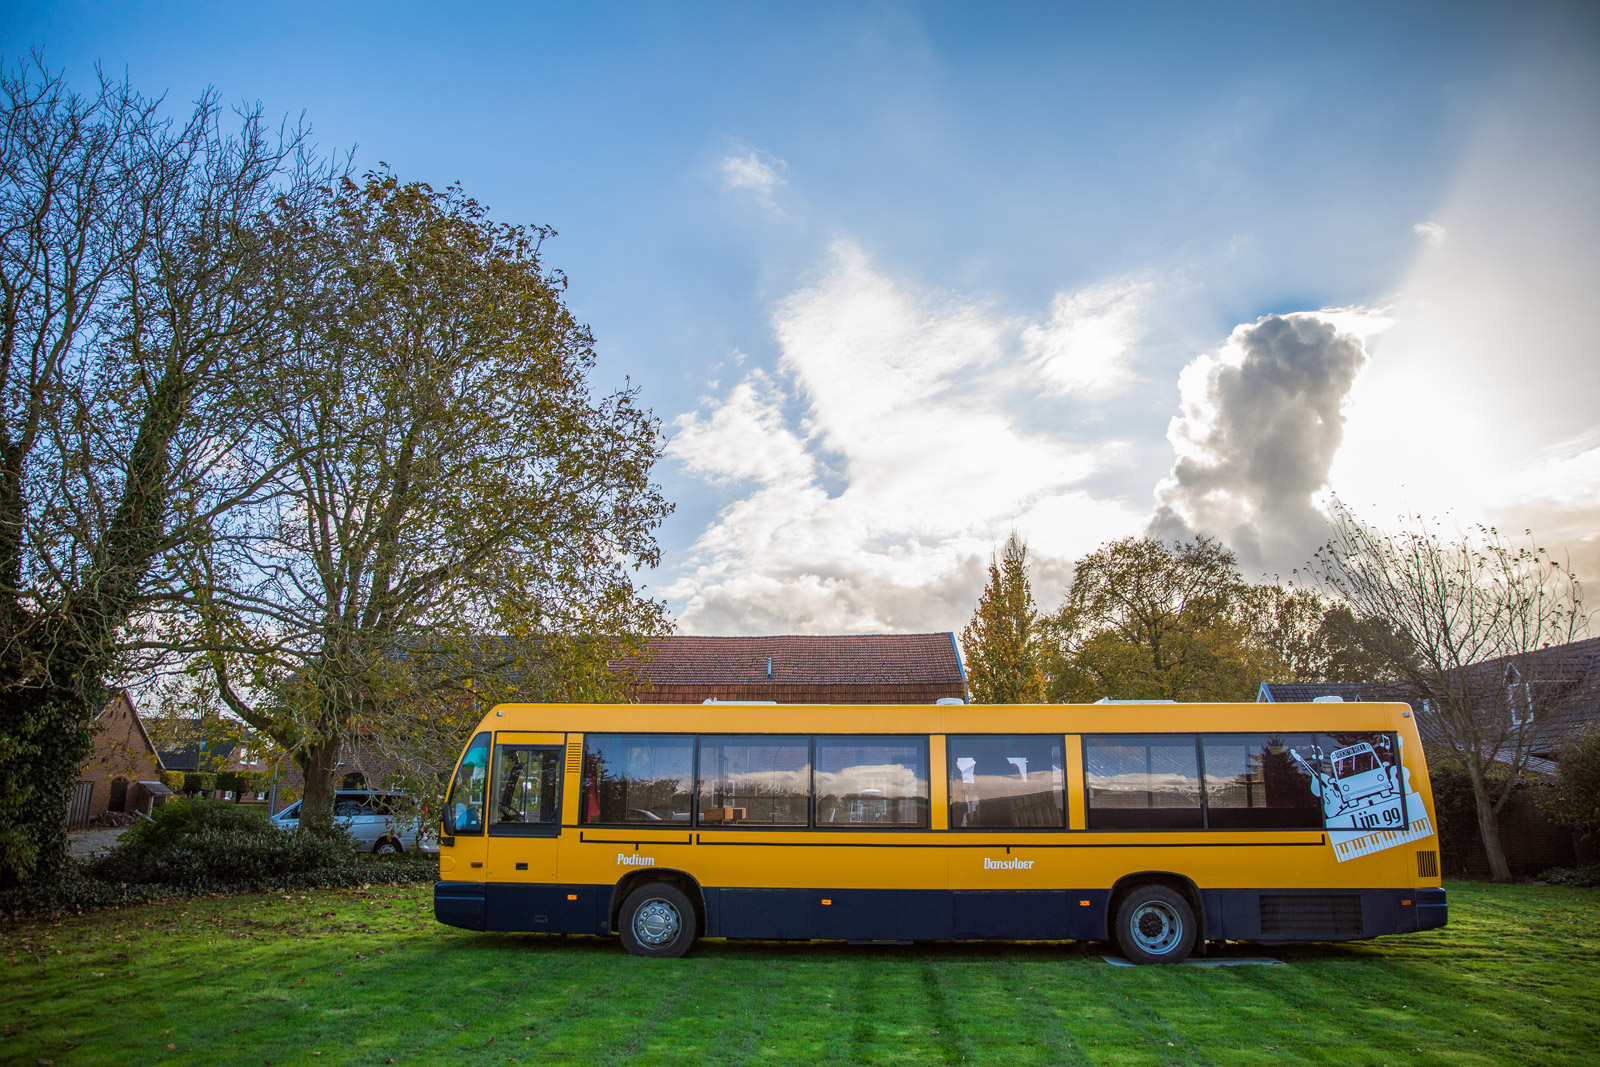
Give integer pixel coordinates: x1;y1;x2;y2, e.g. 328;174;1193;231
1290;733;1434;863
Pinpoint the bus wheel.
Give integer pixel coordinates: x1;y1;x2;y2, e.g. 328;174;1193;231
1114;885;1196;965
619;883;698;959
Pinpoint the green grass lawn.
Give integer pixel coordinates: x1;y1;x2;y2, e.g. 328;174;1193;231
3;881;1596;1066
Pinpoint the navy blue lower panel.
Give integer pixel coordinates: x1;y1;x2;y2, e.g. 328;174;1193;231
812;889;950;941
953;890;1109;940
456;883;1445;943
482;883;605;934
1211;887;1446;942
434;881;486;931
710;888;811;939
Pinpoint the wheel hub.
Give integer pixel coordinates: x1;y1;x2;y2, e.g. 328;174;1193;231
633;898;682;946
1130;901;1183;954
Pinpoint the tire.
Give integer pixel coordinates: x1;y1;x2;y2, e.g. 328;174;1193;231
1114;884;1197;964
372;838;402;855
618;883;698;959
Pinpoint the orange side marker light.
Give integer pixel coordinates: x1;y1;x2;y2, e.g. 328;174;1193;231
1079;900;1091;906
821;899;832;905
567;894;578;901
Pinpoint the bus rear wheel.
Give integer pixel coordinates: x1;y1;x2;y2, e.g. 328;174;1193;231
619;883;698;959
1114;885;1196;965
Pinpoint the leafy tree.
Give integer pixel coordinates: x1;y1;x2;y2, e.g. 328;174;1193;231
1044;536;1269;702
0;60;321;884
1244;586;1417;684
1541;728;1600;835
180;173;673;831
960;533;1045;703
1310;499;1586;880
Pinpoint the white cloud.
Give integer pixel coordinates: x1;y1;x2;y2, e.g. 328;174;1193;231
1151;310;1387;577
1412;220;1447;245
720;149;787;211
665;243;1148;634
1020;280;1149;399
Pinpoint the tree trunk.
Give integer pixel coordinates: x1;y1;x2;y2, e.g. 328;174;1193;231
1472;778;1513;882
297;738;341;834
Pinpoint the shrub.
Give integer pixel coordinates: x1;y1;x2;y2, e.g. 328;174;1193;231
214;771;254;797
93;798;355;886
1425;755;1535;876
1541;728;1600;833
183;771;218;795
1538;863;1600;888
0;854;435;919
159;770;186;794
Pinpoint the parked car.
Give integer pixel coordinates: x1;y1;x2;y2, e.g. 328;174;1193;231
273;791;438;854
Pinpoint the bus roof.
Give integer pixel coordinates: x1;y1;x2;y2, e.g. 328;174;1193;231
477;701;1418;739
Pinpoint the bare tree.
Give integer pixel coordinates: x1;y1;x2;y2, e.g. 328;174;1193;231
1310;499;1586;881
0;58;323;883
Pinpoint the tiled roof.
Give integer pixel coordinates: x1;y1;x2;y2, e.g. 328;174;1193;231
1258;636;1600;759
1258;682;1383;703
613;633;965;688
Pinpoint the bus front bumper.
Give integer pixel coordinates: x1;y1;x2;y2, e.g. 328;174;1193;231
434;881;486;930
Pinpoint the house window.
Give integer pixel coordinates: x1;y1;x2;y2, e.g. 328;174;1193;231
1505;665;1534;727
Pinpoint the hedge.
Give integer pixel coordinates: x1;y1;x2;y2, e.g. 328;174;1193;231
3;798;436;919
159;770;186;794
0;854;436;920
214;770;255;796
182;771;218;794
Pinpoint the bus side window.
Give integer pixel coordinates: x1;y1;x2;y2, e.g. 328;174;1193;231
814;736;929;828
447;733;491;835
947;734;1066;829
1201;734;1321;830
1084;735;1203;830
582;734;694;824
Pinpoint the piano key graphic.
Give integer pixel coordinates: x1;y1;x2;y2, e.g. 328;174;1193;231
1331;814;1435;863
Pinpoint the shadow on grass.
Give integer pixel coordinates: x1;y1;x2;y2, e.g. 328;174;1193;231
453;929;1400;966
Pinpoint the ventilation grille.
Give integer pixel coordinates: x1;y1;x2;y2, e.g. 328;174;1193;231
1260;894;1363;938
1417;850;1439;879
566;742;583;775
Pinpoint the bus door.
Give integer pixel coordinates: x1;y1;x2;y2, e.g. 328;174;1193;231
485;732;566;882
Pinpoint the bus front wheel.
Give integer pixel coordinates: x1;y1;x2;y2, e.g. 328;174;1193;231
619;883;698;959
1114;885;1196;965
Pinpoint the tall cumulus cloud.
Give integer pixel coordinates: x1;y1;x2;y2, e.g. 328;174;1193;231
1150;313;1373;576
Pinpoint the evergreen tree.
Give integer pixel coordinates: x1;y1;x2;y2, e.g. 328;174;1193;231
960;533;1045;704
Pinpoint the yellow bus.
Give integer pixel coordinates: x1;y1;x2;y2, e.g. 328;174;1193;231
433;701;1445;963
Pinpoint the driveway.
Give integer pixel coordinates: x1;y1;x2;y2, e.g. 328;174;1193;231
68;827;130;860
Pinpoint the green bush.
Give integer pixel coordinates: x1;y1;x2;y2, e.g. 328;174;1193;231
182;772;218;795
1541;728;1600;833
214;770;254;797
1538;863;1600;888
159;770;186;794
93;798;355;886
0;853;435;919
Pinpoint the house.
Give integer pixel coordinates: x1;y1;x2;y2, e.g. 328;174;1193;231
1258;636;1600;876
71;691;171;828
611;633;968;705
259;632;969;815
1258;635;1600;773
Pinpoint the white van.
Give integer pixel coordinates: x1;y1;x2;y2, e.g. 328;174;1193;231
272;791;438;854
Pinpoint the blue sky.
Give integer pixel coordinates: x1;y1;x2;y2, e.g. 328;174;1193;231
8;2;1599;634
